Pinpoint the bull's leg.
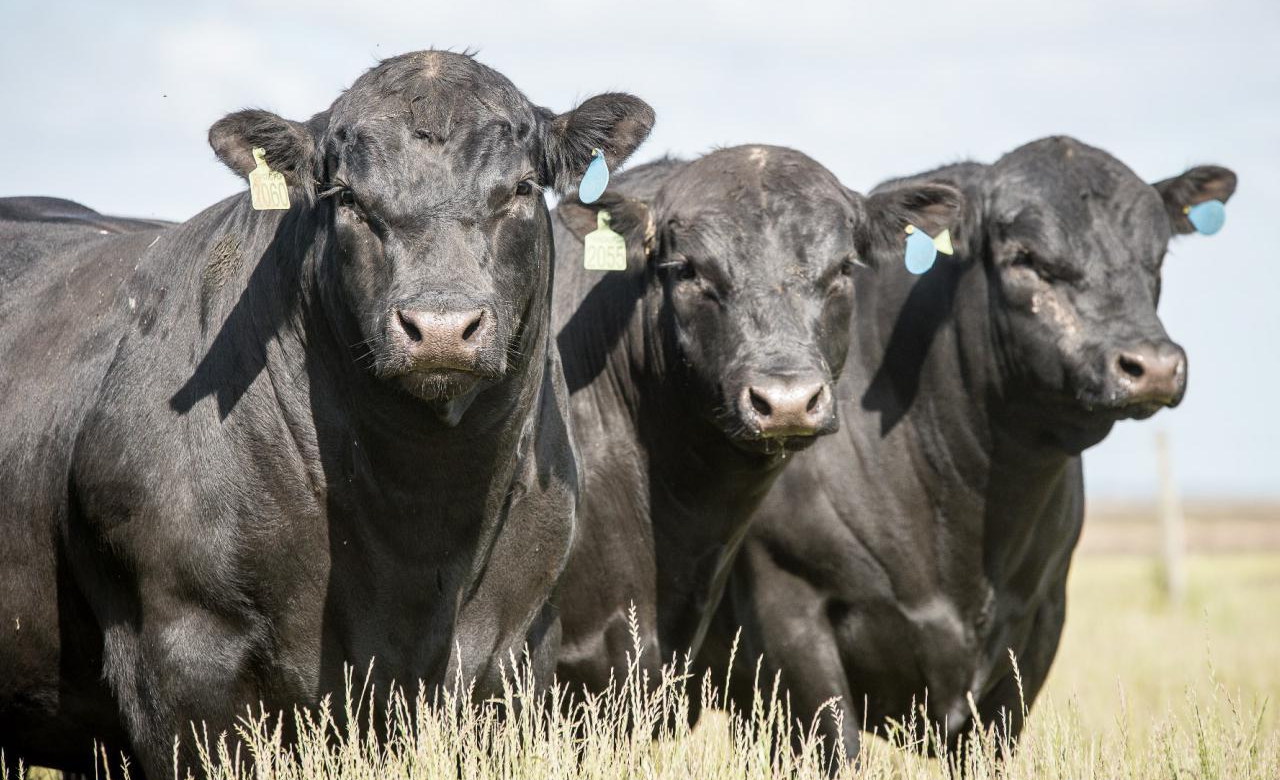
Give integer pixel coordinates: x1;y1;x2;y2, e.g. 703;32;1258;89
727;544;861;775
769;627;861;776
969;582;1068;751
100;605;269;780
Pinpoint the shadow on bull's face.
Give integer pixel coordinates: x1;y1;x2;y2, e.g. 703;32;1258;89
981;138;1235;440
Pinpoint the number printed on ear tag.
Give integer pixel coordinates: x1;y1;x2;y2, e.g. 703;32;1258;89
579;148;609;204
1186;199;1226;235
248;147;290;210
584;210;628;271
904;224;938;274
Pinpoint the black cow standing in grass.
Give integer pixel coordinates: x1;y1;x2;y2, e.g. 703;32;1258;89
549;146;963;694
698;137;1236;767
0;51;653;777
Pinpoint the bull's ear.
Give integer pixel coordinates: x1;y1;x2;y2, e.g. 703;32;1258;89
542;93;655;196
209;109;317;187
557;191;656;265
1153;165;1237;235
860;183;965;267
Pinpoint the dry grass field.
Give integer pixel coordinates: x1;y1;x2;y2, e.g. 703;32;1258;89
8;503;1280;779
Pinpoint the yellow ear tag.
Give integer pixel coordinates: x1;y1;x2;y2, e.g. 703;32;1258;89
932;228;954;256
248;147;291;210
583;210;628;271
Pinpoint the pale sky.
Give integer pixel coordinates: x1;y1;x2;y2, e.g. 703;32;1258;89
2;0;1276;498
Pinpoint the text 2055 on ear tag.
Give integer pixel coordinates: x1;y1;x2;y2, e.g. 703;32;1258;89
583;210;627;271
249;147;290;210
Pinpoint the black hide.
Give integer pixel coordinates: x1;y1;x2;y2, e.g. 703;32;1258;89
696;137;1236;768
550;146;963;696
0;50;653;778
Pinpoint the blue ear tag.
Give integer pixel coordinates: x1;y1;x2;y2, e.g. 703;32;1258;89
903;225;938;274
1186;199;1226;235
579;148;609;204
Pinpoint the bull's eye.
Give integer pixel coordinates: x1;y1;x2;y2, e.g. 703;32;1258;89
839;256;857;276
1009;250;1072;285
515;179;536;197
1003;249;1064;283
339;189;357;207
657;258;698;282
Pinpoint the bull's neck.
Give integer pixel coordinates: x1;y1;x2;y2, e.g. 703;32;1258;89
630;289;790;654
854;252;1082;591
950;254;1088;585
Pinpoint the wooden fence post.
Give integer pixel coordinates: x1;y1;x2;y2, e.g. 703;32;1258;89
1155;429;1187;605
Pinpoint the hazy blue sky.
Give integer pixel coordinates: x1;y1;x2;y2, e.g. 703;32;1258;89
2;0;1276;498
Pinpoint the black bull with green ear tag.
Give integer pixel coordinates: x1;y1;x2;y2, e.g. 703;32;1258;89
0;50;653;779
547;145;964;703
695;136;1236;772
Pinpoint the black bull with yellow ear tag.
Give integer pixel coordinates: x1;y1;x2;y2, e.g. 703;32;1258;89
583;209;628;270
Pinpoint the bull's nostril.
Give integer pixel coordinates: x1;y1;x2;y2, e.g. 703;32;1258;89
397;310;422;343
461;311;484;342
805;387;824;414
748;388;772;418
1118;354;1144;379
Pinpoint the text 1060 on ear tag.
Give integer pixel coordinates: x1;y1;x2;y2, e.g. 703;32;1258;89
584;210;628;271
249;147;291;210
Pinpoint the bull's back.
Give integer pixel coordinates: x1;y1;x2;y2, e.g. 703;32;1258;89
0;218;158;495
0;218;164;459
0;196;173;233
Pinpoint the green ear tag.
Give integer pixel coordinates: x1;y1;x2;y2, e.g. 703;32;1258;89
249;147;291;210
583;210;627;271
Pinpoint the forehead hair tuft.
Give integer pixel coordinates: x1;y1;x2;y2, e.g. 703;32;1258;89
322;49;534;155
420;50;444;79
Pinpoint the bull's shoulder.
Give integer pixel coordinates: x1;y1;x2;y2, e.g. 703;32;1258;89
0;219;114;292
608;155;687;199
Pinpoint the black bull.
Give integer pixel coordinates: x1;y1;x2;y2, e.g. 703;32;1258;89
696;136;1237;767
0;50;652;777
548;147;963;695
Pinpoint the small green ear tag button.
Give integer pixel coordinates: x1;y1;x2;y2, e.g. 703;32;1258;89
249;147;291;211
932;228;954;256
583;210;627;271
